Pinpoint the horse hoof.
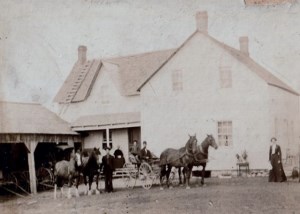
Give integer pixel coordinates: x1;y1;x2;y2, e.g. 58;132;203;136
88;191;92;196
96;190;100;195
186;186;191;190
160;187;164;191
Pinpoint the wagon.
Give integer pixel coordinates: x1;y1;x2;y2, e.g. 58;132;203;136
119;155;180;190
10;167;54;193
0;170;19;194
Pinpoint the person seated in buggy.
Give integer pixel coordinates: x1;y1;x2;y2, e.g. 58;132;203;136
129;140;140;164
140;141;152;162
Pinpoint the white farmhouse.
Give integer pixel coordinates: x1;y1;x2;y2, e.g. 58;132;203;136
138;12;299;170
54;11;299;170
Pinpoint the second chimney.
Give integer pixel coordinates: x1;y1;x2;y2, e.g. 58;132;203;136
78;45;87;64
196;11;208;33
239;37;249;56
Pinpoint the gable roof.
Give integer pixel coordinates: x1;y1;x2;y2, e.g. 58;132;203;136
54;49;176;103
137;31;299;96
103;49;176;96
0;102;78;135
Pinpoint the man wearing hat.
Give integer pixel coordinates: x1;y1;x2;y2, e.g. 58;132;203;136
100;146;115;192
140;141;152;162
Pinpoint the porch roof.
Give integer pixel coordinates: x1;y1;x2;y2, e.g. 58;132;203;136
71;112;140;131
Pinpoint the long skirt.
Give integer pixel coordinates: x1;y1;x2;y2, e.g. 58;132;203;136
269;154;287;182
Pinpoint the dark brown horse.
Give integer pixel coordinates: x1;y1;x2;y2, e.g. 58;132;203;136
159;135;198;189
183;135;218;186
75;148;101;196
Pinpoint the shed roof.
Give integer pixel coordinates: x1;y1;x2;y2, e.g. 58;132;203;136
0;102;78;135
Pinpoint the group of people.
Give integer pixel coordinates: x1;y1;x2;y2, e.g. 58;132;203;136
99;140;152;193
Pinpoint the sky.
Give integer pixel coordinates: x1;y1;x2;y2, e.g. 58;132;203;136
1;0;300;110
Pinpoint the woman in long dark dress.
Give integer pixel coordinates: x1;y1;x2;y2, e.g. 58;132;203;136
269;137;287;182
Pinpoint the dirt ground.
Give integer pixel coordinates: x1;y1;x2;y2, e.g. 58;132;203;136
1;176;300;214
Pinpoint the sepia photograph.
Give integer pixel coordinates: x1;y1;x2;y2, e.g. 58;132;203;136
1;0;300;213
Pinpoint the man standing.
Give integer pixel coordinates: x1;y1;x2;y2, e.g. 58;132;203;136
100;147;114;193
140;141;152;162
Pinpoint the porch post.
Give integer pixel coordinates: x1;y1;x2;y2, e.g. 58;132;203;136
25;141;38;194
106;128;110;148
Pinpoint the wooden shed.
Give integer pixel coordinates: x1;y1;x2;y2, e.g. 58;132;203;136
0;101;81;194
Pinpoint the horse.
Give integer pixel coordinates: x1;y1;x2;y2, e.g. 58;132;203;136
159;134;198;190
75;147;101;196
53;152;79;199
183;134;218;186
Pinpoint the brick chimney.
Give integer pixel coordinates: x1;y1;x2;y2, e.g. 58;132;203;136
239;37;249;56
78;45;87;64
195;11;208;33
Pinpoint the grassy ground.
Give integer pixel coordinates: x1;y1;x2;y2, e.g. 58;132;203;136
1;176;300;214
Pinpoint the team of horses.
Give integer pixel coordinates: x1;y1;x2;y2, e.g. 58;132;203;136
53;134;218;199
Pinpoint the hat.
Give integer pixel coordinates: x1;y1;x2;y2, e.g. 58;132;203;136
143;141;147;144
270;137;277;142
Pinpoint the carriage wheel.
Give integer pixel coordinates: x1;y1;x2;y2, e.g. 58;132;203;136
19;171;31;193
4;173;19;192
169;171;180;186
139;162;154;190
122;163;137;189
36;167;54;191
124;163;138;179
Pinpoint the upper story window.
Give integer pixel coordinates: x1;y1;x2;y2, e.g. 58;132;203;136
172;69;183;92
219;66;232;88
100;85;109;104
218;121;232;146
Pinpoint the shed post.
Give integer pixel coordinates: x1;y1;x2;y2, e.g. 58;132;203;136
25;141;38;194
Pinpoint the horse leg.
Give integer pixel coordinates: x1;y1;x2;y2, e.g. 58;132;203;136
201;164;206;186
83;174;88;195
160;165;166;190
95;172;100;195
166;165;172;189
88;174;93;196
182;167;186;185
54;175;57;200
178;167;182;185
185;166;192;189
75;174;80;197
67;175;72;199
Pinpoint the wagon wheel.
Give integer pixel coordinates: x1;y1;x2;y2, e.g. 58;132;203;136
139;162;154;190
19;171;31;193
122;163;137;189
4;173;19;192
169;171;179;186
36;167;54;191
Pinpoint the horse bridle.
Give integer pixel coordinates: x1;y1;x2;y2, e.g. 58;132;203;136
185;139;197;157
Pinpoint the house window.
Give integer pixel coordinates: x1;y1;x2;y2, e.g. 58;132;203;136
100;85;109;104
219;66;232;88
172;69;183;91
102;130;112;149
218;121;232;146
